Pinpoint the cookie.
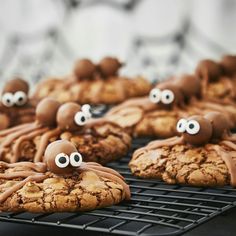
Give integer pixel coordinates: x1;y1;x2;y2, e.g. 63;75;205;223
195;55;236;102
32;57;151;105
0;78;36;130
0;140;130;212
106;74;236;138
0;98;131;164
129;112;236;187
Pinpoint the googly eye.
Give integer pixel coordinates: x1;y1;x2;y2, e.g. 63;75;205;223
74;111;87;126
70;152;83;167
13;91;27;106
1;93;14;107
55;153;70;168
186;120;200;135
81;104;92;119
176;118;187;133
149;88;161;103
161;89;175;104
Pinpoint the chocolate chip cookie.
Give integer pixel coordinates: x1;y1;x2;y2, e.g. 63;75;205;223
130;112;236;187
0;140;130;212
0;98;131;164
33;57;151;105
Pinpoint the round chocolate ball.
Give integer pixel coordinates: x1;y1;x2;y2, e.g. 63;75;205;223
220;55;236;76
2;77;29;95
0;113;10;130
98;57;122;77
157;83;184;107
195;59;222;82
183;115;213;146
175;74;201;98
56;102;81;131
36;98;61;127
45;140;77;175
74;59;96;79
204;112;229;139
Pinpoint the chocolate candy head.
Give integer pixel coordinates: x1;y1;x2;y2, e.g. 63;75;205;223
195;59;222;82
175;74;201;98
1;78;29;107
98;57;122;77
177;115;212;146
56;103;90;131
204;112;230;139
45;140;83;175
149;83;184;108
36;98;61;127
74;59;96;79
220;55;236;76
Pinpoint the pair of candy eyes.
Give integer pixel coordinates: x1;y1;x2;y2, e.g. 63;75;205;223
55;152;83;168
74;104;92;126
149;88;175;104
1;91;27;107
176;119;200;135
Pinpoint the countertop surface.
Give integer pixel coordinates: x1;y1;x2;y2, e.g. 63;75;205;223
1;207;236;236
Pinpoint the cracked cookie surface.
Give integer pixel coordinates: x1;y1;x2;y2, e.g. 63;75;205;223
0;123;131;164
0;166;128;213
129;144;231;187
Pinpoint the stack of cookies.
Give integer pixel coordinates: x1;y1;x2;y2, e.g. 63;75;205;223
0;55;236;214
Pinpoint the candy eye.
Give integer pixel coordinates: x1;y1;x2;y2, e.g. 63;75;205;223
74;111;87;126
161;89;175;104
13;91;27;106
149;88;161;103
1;93;14;107
55;153;70;168
81;104;92;119
70;152;83;167
176;118;187;133
186;120;200;135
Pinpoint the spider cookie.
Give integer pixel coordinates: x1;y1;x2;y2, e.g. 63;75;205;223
130;112;236;187
195;55;236;103
0;78;36;130
33;57;151;105
0;98;131;164
106;74;236;138
0;140;130;212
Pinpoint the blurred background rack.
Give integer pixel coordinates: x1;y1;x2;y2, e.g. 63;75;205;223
1;138;236;236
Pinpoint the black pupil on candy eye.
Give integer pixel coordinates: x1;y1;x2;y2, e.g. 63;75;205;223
59;156;67;164
19;97;23;101
179;123;182;127
153;94;156;98
189;124;194;129
74;154;80;162
81;116;85;122
166;95;170;99
7;99;10;103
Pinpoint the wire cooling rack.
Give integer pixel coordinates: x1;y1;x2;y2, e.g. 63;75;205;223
1;137;236;236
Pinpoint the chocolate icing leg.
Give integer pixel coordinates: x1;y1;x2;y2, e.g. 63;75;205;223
34;128;61;162
0;174;47;203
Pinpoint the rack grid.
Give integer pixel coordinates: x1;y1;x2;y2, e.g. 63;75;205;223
1;137;236;236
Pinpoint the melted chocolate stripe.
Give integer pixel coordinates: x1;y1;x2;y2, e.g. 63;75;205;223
80;166;130;200
212;145;236;187
0;123;30;137
0;162;47;172
85;163;124;180
0;174;47;203
12;127;49;163
0;123;40;148
34;128;61;162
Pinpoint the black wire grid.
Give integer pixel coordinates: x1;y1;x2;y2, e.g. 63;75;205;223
0;137;236;236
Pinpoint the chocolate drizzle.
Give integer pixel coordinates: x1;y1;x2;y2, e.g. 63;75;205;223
0;98;120;163
0;141;130;203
